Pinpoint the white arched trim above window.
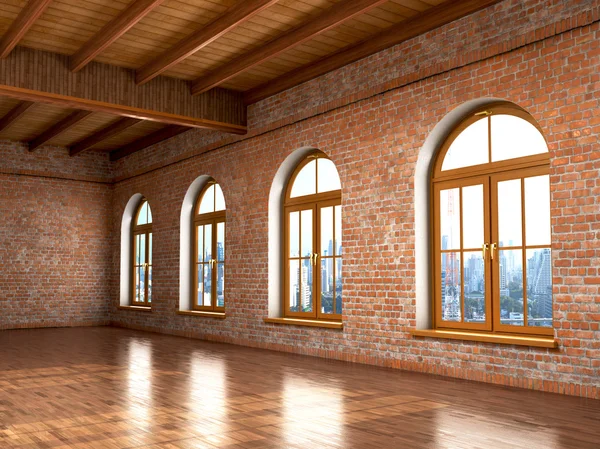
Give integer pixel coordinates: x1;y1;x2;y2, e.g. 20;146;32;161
180;175;213;311
414;98;504;329
120;193;144;306
268;146;319;318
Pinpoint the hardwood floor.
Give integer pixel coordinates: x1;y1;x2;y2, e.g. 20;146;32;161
0;327;598;448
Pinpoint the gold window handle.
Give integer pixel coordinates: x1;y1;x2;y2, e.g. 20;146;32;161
211;259;216;268
482;243;489;260
490;243;497;260
311;253;320;266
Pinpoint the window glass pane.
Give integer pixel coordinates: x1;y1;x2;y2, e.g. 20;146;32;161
135;234;142;264
463;251;485;323
499;249;524;326
290;160;316;198
137;201;148;225
335;205;342;256
320;258;333;315
300;258;313;312
139;234;146;265
289;260;300;312
525;175;551;246
491;115;547;162
217;262;225;308
320;206;333;257
135;266;141;302
526;248;552;328
289;211;299;257
497;179;522;247
197;226;204;263
197;265;203;306
215;184;226;211
148;233;152;264
138;266;145;303
441;252;461;321
440;188;460;250
462;184;484;249
442;118;488;171
147;266;152;303
204;224;212;261
217;222;225;262
300;209;313;258
146;204;152;224
199;185;215;214
335;258;342;315
203;263;212;307
317;158;341;193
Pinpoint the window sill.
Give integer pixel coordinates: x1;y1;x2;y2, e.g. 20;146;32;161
410;329;557;348
264;317;343;329
177;311;226;319
118;305;152;312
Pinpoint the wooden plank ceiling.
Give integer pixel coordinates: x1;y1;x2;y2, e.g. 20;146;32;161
0;0;501;160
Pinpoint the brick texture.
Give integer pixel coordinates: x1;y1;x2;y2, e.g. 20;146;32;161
0;143;112;328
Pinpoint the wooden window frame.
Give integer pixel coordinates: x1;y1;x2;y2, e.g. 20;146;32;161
131;199;152;307
283;152;342;322
193;182;226;312
431;103;553;338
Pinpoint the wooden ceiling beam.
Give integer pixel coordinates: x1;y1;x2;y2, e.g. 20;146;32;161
0;85;246;134
70;117;142;157
28;110;92;152
70;0;167;72
110;125;189;161
244;0;504;104
136;0;279;86
0;47;246;134
190;0;388;95
0;0;53;59
0;101;34;133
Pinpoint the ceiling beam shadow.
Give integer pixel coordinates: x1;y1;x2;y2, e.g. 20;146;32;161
28;110;92;152
70;0;167;72
0;0;53;58
136;0;278;86
190;0;388;95
70;117;142;157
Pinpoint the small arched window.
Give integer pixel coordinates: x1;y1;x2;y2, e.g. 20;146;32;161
194;181;226;312
432;104;552;336
132;199;153;306
284;152;342;321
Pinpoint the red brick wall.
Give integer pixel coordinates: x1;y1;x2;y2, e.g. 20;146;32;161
0;143;112;329
110;0;600;400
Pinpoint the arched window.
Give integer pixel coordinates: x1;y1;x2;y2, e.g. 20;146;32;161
432;104;552;336
284;152;342;321
194;181;226;312
132;199;153;306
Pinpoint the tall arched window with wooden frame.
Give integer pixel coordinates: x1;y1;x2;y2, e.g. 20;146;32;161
284;152;342;321
132;199;153;306
194;181;226;312
432;103;552;337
